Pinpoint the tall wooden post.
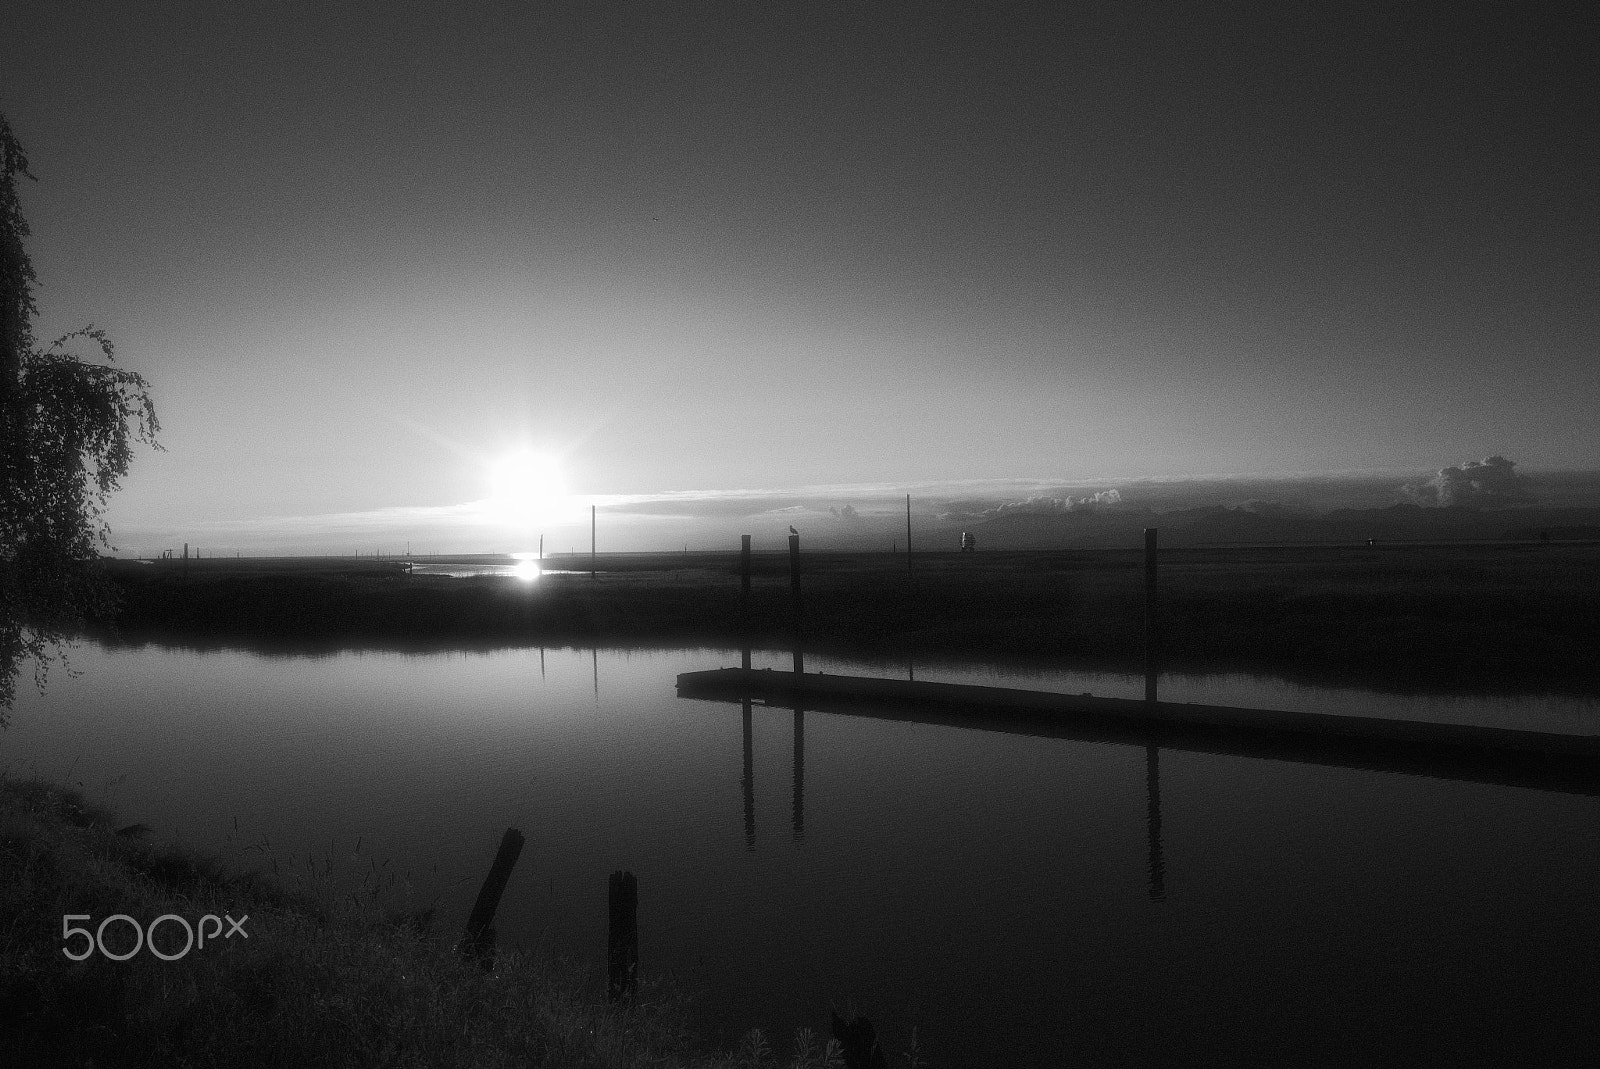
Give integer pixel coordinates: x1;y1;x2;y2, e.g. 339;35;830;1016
591;505;597;579
1144;527;1159;703
607;870;638;1002
740;534;752;671
788;532;803;675
538;534;543;561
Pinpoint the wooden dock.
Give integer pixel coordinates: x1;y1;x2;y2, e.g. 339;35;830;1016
676;667;1600;796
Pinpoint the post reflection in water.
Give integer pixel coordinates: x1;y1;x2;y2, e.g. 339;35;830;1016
592;647;599;703
724;697;1168;895
792;705;805;842
1146;744;1166;901
741;699;756;850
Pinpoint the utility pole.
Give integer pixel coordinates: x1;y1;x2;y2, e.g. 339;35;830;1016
1144;528;1159;703
906;494;913;577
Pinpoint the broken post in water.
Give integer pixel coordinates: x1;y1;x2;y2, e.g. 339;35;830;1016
607;870;638;1002
740;534;752;671
1144;527;1159;703
789;531;803;674
460;827;525;969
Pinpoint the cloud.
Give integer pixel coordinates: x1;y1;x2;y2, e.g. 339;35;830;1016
828;503;862;523
1401;455;1529;508
943;488;1123;522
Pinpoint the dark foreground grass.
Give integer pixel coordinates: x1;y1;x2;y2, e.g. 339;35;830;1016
100;544;1600;694
0;776;890;1068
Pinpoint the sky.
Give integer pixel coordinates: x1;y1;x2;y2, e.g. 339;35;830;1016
4;3;1596;554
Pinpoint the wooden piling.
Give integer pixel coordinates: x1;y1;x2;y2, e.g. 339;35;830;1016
460;827;525;968
607;870;638;1002
740;534;752;671
1144;527;1159;703
591;504;597;579
789;532;803;675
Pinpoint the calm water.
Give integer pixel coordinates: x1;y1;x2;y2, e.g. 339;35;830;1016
6;642;1600;1067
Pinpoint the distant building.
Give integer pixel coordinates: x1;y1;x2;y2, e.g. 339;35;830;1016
960;531;976;552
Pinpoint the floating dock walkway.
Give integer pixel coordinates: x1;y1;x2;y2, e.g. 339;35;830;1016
676;667;1600;796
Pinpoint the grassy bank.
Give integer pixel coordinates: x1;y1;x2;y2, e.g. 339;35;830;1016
0;777;868;1068
99;544;1600;694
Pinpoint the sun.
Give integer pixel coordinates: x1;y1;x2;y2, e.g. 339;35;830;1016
487;449;568;525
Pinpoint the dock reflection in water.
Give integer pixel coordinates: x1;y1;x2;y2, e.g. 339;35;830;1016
731;686;1175;900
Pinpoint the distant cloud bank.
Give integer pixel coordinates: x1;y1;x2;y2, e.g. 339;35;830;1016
941;489;1123;522
1401;455;1529;508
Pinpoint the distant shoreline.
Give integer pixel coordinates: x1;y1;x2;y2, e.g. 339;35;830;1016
93;544;1600;696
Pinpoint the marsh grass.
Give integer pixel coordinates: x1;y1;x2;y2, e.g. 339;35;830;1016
0;776;906;1068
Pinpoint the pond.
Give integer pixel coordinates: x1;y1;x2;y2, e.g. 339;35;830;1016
5;642;1599;1067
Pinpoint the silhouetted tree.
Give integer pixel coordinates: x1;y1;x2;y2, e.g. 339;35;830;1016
1;113;160;722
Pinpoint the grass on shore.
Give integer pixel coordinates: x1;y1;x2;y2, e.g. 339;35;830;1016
0;776;877;1068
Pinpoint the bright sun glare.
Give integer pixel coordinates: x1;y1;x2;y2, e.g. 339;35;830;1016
487;449;568;526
